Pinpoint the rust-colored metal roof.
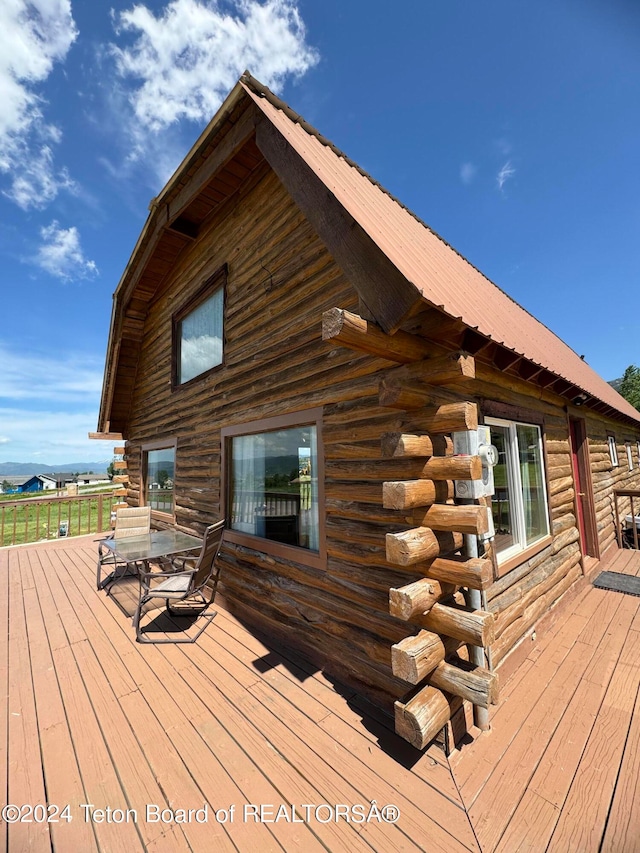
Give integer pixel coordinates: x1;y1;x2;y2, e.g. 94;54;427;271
242;80;640;425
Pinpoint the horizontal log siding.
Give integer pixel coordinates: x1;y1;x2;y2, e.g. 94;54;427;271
468;366;583;668
124;168;431;708
121;163;640;712
473;361;640;671
582;416;640;555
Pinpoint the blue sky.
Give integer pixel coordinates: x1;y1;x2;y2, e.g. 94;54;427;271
1;0;639;465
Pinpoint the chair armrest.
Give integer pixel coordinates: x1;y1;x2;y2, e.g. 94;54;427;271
139;567;195;582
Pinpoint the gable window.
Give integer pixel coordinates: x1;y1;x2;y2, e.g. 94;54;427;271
486;417;550;564
173;268;225;387
141;439;176;518
222;409;325;569
608;435;619;467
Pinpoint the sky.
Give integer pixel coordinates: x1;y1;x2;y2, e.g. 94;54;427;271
1;0;639;466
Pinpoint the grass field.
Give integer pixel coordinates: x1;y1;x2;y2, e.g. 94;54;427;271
0;491;115;548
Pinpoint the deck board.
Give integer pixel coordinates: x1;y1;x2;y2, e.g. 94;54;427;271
600;677;640;853
546;659;639;852
452;547;640;852
22;584;98;853
7;550;51;853
2;536;640;851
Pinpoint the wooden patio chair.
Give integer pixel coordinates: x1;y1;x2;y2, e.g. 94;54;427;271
132;519;225;644
96;505;151;589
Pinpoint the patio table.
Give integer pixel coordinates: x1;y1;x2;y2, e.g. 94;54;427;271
98;529;202;589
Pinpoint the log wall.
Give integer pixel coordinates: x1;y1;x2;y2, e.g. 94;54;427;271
582;416;640;555
120;157;640;741
126;167;422;707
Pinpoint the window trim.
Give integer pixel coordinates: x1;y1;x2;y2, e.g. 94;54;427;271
625;441;634;471
485;416;551;569
171;265;226;390
608;434;619;467
140;437;177;522
221;408;326;570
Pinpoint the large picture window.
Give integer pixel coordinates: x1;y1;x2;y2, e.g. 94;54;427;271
486;417;550;564
222;410;325;568
141;440;176;517
173;268;225;387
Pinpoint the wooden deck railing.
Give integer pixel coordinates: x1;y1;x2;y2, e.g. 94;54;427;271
231;490;302;525
0;492;114;548
613;488;640;549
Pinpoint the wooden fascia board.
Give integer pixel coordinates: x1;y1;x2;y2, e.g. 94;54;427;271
254;114;422;334
99;338;120;434
88;431;123;441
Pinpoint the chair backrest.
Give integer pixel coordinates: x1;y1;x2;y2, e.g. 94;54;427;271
192;520;225;590
115;506;151;539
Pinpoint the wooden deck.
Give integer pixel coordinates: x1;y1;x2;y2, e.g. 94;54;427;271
450;547;640;853
1;536;639;852
0;535;477;853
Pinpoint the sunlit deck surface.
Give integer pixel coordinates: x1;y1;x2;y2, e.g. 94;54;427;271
1;536;639;852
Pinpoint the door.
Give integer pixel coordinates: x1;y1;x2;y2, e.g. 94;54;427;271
569;418;598;559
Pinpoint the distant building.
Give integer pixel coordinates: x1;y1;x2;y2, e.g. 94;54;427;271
75;473;110;485
18;473;75;492
0;476;24;494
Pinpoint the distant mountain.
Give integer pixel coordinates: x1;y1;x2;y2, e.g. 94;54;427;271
0;461;111;477
609;377;622;392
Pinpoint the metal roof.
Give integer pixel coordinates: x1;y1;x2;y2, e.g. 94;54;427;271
242;79;639;425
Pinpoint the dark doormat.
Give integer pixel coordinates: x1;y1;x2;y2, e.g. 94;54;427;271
593;571;640;597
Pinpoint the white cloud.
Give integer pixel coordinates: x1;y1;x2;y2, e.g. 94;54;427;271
8;144;78;209
111;0;318;145
0;343;104;402
460;162;477;185
35;221;98;281
0;344;106;463
0;407;105;463
0;0;78;208
497;160;516;191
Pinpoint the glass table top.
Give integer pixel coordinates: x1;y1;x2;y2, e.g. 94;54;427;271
101;530;202;563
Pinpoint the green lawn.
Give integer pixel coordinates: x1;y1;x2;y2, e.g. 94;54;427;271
0;491;115;548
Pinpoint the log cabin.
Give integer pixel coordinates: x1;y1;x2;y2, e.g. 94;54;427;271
94;72;640;751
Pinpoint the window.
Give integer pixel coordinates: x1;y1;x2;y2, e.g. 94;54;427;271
222;409;325;568
486;417;550;564
608;435;619;467
626;442;634;471
173;268;225;387
141;440;176;517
